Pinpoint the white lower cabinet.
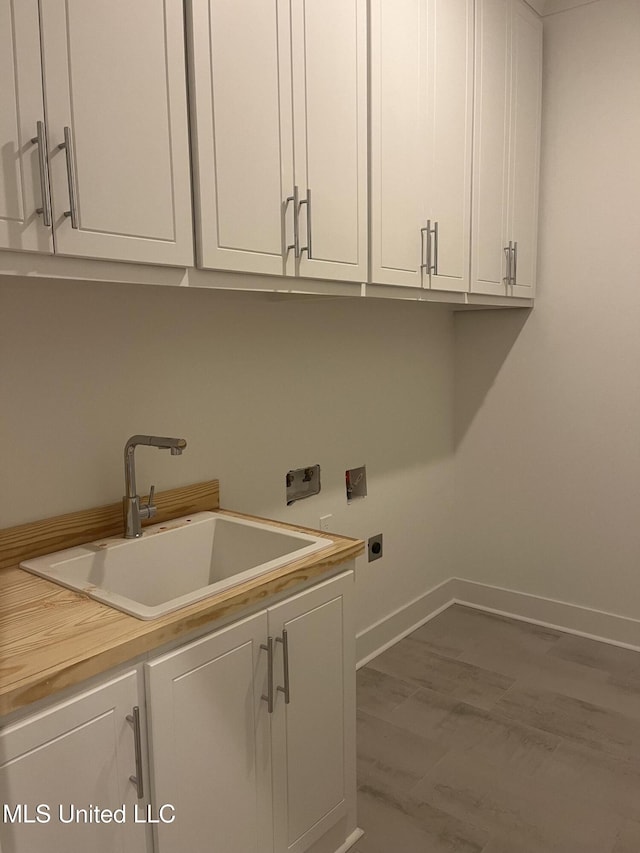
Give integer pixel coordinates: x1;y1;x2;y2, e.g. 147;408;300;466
146;570;356;853
0;670;150;853
269;575;356;853
146;611;273;853
0;571;356;853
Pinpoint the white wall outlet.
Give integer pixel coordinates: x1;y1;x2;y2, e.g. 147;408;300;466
319;514;333;532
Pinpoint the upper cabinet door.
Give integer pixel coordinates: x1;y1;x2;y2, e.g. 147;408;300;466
370;0;426;288
0;0;52;254
472;0;542;297
425;0;473;293
508;0;542;297
38;0;193;267
188;0;293;275
471;0;511;296
370;0;472;293
290;0;368;283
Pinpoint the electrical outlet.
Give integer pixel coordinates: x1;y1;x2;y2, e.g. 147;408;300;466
368;534;383;562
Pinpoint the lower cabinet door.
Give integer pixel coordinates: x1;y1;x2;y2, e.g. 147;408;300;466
0;670;148;853
269;571;356;853
145;611;273;853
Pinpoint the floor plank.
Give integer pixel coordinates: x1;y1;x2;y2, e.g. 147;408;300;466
357;781;489;853
495;684;640;760
356;666;418;718
367;636;515;710
355;604;640;852
611;819;640;853
357;708;448;794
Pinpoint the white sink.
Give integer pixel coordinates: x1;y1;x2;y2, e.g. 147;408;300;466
20;511;333;620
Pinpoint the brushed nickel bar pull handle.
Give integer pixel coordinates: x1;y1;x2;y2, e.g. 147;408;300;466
300;189;312;259
426;219;432;275
31;121;52;227
261;637;274;713
286;186;300;259
504;242;512;285
126;706;144;799
58;126;78;228
420;225;428;274
512;241;518;286
276;629;290;704
433;220;439;276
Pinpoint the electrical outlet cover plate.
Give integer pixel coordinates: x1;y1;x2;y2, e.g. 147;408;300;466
368;534;383;562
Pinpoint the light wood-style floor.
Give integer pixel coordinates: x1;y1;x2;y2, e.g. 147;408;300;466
351;604;640;853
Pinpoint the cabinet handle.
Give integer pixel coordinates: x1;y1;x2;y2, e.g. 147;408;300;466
432;220;439;276
512;241;518;286
286;186;300;259
504;241;512;285
31;121;52;227
126;706;144;799
58;127;79;229
420;221;439;277
260;636;274;713
300;189;312;260
420;226;428;275
276;629;290;704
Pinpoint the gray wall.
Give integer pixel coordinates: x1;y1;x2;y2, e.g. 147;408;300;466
0;280;456;636
454;0;640;618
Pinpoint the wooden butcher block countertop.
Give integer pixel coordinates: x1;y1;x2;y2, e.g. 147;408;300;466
0;480;364;716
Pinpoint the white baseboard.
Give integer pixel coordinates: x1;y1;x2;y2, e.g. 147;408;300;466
334;828;364;853
356;578;459;666
356;577;640;666
453;578;640;651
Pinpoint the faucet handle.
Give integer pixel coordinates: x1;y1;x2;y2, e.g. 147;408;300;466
139;485;157;523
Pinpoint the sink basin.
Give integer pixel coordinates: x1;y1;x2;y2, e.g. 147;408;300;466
20;511;333;620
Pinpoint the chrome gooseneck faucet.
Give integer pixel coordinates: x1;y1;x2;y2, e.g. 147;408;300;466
123;434;187;539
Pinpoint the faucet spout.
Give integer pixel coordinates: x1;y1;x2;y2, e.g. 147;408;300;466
123;434;187;538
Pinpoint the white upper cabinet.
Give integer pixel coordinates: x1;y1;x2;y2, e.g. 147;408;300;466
1;0;542;302
0;1;52;254
0;0;193;266
508;0;543;296
472;0;510;296
425;0;474;292
188;0;292;276
370;0;425;289
371;0;473;292
39;0;193;266
189;0;368;283
290;0;368;283
471;0;542;297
